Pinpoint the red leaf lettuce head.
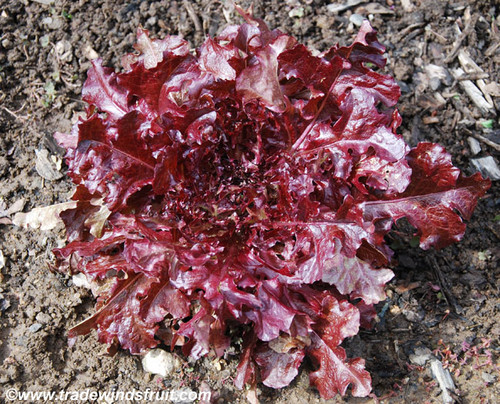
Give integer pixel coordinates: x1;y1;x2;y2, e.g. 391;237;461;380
53;10;490;400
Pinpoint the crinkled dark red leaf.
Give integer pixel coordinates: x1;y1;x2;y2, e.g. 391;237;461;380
68;273;159;354
234;331;257;390
322;253;394;305
82;60;129;121
199;38;239;81
363;143;490;249
254;342;305;388
236;38;291;111
308;332;371;398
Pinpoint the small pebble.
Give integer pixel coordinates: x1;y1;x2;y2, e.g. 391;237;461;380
409;346;432;366
471;156;500;180
467;137;482;155
429;77;441;91
481;372;497;384
146;16;157;26
40;34;50;48
397;81;410;93
41;16;63;30
29;323;43;333
402;308;425;322
349;14;365;27
55;40;73;63
0;294;10;313
289;7;304;18
35;312;51;324
142;349;181;378
1;39;12;49
16;336;27;347
83;44;99;60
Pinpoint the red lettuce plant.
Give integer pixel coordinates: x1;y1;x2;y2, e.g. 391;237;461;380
53;9;490;399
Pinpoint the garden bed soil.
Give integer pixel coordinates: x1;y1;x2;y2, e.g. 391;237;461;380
0;0;499;403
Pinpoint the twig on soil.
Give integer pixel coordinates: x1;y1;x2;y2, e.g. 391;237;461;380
486;224;500;240
67;97;87;104
458;50;494;106
1;104;28;121
222;5;233;24
183;0;202;33
473;134;500;153
425;25;447;44
462;128;500;152
427;256;463;315
450;67;494;115
422;116;440;125
397;23;425;41
444;15;478;64
485;16;500;56
59;74;81;89
450;111;460;132
485;42;500;57
404;29;424;43
456;72;490;81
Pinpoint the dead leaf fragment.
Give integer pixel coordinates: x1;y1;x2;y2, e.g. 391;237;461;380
424;64;451;85
35;149;63;181
395;281;421;293
72;273;92;289
326;0;365;14
483;82;500;97
86;199;112;238
6;198;26;215
13;201;77;231
54;40;73;63
246;388;259;404
83;44;99;60
364;3;394;15
269;335;311;353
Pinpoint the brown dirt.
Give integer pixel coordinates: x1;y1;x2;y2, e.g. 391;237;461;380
0;1;499;403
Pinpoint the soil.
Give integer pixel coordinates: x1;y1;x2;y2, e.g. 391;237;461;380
0;0;499;403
